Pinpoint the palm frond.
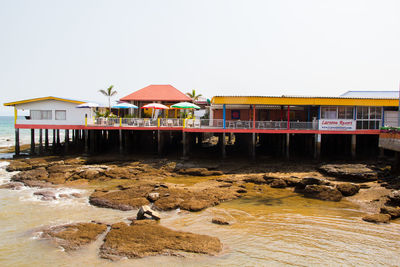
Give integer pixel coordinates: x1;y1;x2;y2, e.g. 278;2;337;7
99;89;108;96
107;85;114;95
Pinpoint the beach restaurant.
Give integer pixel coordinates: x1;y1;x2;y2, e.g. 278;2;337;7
3;89;400;159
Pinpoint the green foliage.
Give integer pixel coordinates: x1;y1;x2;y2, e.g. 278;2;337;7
123;114;135;118
186;89;202;101
380;126;400;132
99;85;117;110
95;110;111;118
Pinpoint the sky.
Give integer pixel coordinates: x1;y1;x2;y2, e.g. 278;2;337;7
1;0;400;115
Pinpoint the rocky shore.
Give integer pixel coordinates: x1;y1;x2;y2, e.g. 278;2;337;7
2;155;400;261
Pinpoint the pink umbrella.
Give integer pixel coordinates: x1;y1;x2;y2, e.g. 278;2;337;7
141;103;169;119
141;103;169;109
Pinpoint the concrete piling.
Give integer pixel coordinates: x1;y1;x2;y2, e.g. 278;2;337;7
15;128;20;156
30;129;35;155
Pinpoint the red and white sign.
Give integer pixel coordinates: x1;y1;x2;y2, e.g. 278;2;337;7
318;119;356;131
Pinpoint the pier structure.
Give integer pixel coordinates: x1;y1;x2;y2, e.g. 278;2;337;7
4;88;400;159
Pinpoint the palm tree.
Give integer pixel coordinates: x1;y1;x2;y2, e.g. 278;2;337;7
99;85;117;111
186;89;202;102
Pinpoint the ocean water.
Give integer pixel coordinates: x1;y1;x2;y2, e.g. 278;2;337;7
0;116;64;152
0;162;399;266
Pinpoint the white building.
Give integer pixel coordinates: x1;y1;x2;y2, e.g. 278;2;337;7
4;96;90;126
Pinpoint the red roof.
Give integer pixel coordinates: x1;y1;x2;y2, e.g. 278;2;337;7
120;85;192;102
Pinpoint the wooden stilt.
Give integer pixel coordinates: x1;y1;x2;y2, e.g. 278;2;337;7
351;134;356;159
65;129;69;153
15;128;20;156
30;129;35;155
286;133;290;159
119;129;123;154
39;129;43;155
45;129;49;149
222;133;226;159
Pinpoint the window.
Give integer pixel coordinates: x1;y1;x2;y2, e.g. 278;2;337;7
55;110;66;120
321;107;337;119
30;110;52;120
321;106;354;119
338;107;354;119
231;110;240;120
356;106;382;129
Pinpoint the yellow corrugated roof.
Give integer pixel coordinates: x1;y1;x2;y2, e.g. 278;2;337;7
211;95;398;106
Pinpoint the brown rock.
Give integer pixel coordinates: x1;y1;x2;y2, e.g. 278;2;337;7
318;164;377;181
269;179;287;188
130;219;158;225
336;183;360;196
6;161;32;172
178;168;223;176
34;190;56;200
137;205;161;220
12;168;48;182
71;193;83;198
362;214;391;224
89;184;152;211
380;206;400;218
154;187;239;212
100;222;222;260
22;180;54;188
244;175;266;184
386;190;400;207
0;182;24;190
303;185;343;201
41;222;107;251
104;167;133;179
147;192;160;202
212;217;230;225
80;169;100;180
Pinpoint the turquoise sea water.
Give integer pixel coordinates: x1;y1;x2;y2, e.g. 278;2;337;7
0;116;31;148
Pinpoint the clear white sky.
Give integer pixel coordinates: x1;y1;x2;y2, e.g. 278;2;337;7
1;0;400;115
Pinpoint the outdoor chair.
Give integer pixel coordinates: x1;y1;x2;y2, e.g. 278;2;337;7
144;119;150;127
194;119;201;128
167;119;173;127
186;119;194;128
107;119;114;126
137;119;144;127
228;121;235;128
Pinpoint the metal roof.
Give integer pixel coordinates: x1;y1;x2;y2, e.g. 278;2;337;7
3;96;86;106
120;84;192;102
340;90;399;98
212;94;398;100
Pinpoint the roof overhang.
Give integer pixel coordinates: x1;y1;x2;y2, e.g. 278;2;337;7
4;96;85;107
211;96;399;107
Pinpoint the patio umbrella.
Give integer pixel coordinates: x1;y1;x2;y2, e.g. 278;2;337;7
171;102;200;118
141;103;169;119
141;103;169;109
76;102;100;108
76;102;100;118
112;102;138;117
112;102;138;109
171;102;200;109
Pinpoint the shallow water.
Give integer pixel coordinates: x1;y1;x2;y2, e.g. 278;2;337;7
0;162;399;267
